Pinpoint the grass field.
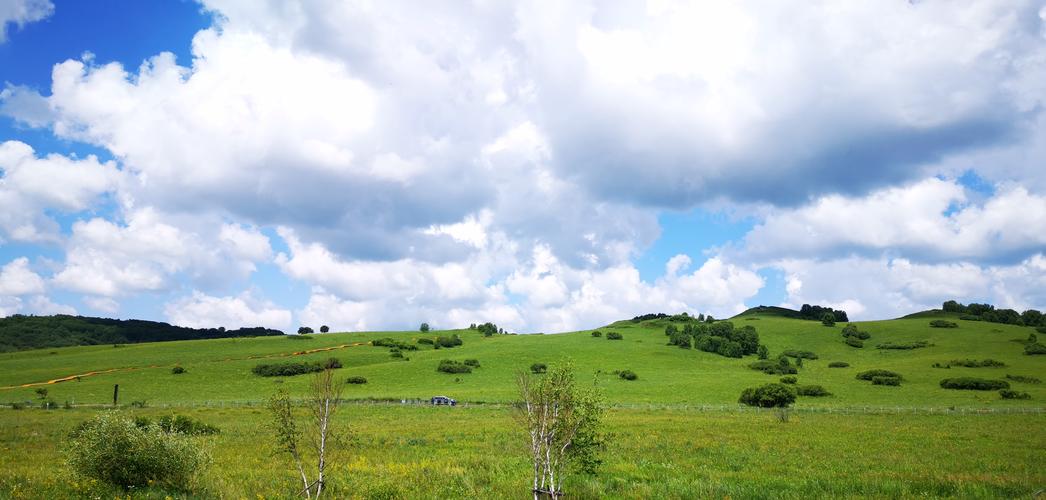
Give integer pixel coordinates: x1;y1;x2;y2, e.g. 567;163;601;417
1;311;1043;498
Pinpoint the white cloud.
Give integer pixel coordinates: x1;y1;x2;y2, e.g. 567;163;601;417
24;294;75;315
0;0;52;42
83;296;119;314
164;290;292;330
0;257;45;295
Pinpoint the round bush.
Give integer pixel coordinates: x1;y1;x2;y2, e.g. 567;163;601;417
171;366;186;375
529;363;547;374
827;361;849;368
590;330;602;337
463;359;481;368
619;370;638;381
999;389;1031;400
738;383;797;408
437;360;472;374
856;369;902;381
844;337;864;348
796;385;831;396
346;376;368;384
929;319;958;328
68;411;210;490
871;376;901;386
939;378;1009;390
779;376;797;384
606;332;623;340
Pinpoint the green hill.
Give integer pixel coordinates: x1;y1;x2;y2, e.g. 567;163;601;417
0;314;284;352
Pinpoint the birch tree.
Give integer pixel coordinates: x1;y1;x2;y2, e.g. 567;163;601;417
267;368;346;499
515;362;605;499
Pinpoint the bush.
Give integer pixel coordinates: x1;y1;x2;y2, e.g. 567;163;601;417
151;415;220;436
320;325;330;333
748;359;798;375
844;337;864;348
434;335;463;349
999;389;1031;400
738;383;797;408
373;338;419;351
1005;374;1041;384
872;376;901;386
779;376;797;384
417;338;434;345
944;359;1006;368
463;359;481;368
796;385;831;396
782;349;818;360
1025;343;1046;355
757;344;769;359
929;320;958;328
419;322;430;332
606;332;623;340
346;376;368;384
827;361;849;368
821;313;836;327
618;370;638;381
940;378;1010;390
590;330;602;337
876;341;931;350
287;334;313;340
67;411;210;490
297;326;314;334
390;350;404;358
840;324;871;340
959;314;982;321
252;358;341;377
856;369;902;381
437;360;472;374
171;366;186;375
530;363;547;374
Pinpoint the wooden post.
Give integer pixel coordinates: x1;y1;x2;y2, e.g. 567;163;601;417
113;384;119;406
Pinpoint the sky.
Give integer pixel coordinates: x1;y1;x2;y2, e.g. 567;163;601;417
0;0;1044;333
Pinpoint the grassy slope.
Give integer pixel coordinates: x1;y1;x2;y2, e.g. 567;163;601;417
1;312;1042;408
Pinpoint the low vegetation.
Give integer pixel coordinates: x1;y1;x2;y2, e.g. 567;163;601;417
738;383;797;408
781;349;818;360
437;360;473;374
939;378;1010;391
252;358;342;377
876;340;931;350
999;389;1031;400
929;320;958;328
606;332;623;340
618;370;638;381
827;361;849;368
932;359;1006;368
796;385;831;397
748;358;798;375
1005;374;1041;384
856;369;902;382
346;376;368;384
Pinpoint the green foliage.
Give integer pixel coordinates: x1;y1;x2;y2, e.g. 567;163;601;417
938;359;1006;368
748;358;798;375
287;334;312;340
67;411;210;490
779;376;797;384
757;344;769;360
1024;342;1046;355
419;323;430;332
821;313;836;327
372;338;419;350
417;338;434;345
530;363;547;374
434;334;463;349
876;340;931;350
999;389;1031;400
1004;374;1041;384
856;369;903;381
320;325;330;333
35;387;48;399
841;324;871;340
929;320;958;328
346;376;368;384
872;376;901;386
590;330;602;337
796;385;831;397
827;361;849;368
476;322;498;337
782;349;818;360
437;360;472;374
252;358;341;377
844;337;864;348
940;378;1010;390
738;383;797;408
606;332;623;340
463;359;481;368
297;327;314;334
134;414;221;436
171;366;186;375
618;370;638;381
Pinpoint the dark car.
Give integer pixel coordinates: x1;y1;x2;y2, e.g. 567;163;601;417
431;395;456;406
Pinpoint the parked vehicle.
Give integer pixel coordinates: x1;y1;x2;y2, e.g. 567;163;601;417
430;395;456;406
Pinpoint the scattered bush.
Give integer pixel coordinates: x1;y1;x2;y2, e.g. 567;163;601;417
779;376;797;384
606;332;623;340
841;324;871;340
796;385;831;396
1005;374;1041;384
297;326;314;334
929;320;958;328
748;359;798;375
463;359;481;368
252;358;341;377
999;389;1031;400
171;366;186;375
1025;343;1046;355
146;415;220;436
757;344;769;359
590;330;602;337
437;360;472;374
10;402;26;410
872;376;901;386
827;361;849;368
434;335;464;349
942;359;1006;368
390;350;404;358
530;363;547;374
959;314;982;321
372;338;418;351
738;383;797;408
618;370;638;381
876;341;931;350
41;399;59;409
821;313;836;327
67;411;210;490
417;338;434;345
856;369;903;381
844;337;864;348
782;349;819;360
320;325;330;333
287;334;312;340
346;376;368;384
939;377;1010;391
129;400;147;408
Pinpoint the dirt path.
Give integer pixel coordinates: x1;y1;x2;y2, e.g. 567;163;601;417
0;341;371;391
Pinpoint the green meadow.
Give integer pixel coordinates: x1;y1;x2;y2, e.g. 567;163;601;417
1;310;1044;497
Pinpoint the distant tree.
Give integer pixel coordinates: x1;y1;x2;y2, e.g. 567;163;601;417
821;313;835;327
697;313;706;322
477;322;498;337
420;323;430;333
757;344;769;360
1021;309;1043;327
297;326;314;335
35;388;48;399
705;315;715;323
319;325;330;333
664;324;678;337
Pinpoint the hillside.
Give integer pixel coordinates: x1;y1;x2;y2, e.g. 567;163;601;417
1;312;1042;408
0;314;284;352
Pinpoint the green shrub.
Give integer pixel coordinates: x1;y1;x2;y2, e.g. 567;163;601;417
252;358;341;377
747;360;798;375
999;389;1031;400
929;320;958;328
372;338;419;351
10;402;25;410
738;383;797;408
606;332;623;340
152;415;220;436
779;376;797;384
41;399;59;410
796;385;831;396
417;338;434;345
939;378;1010;390
757;344;769;359
827;361;849;368
171;366;186;375
841;324;871;340
463;359;481;368
67;411;210;490
437;360;472;374
530;363;547;374
346;376;368;384
944;359;1006;368
287;334;313;340
1025;342;1046;355
872;376;901;386
856;369;902;381
434;335;463;349
590;330;602;337
619;370;638;381
390;350;404;358
1005;374;1041;384
844;337;864;348
782;349;818;360
959;314;982;321
876;341;931;350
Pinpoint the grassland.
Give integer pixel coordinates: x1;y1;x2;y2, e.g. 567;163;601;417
0;311;1043;498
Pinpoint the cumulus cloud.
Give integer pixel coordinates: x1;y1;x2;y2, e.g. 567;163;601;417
0;0;52;42
164;290;292;330
0;257;45;295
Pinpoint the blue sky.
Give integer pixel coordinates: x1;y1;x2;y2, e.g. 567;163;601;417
0;0;1043;332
